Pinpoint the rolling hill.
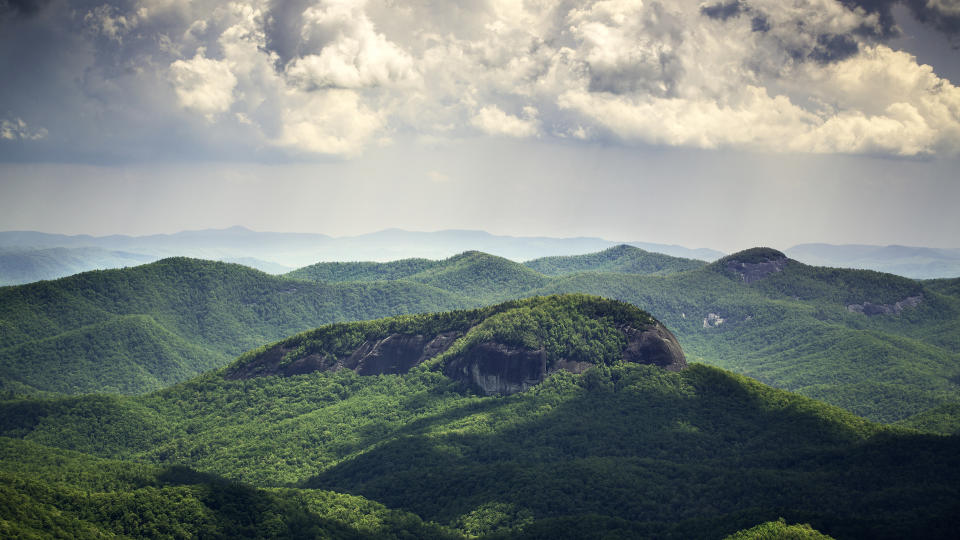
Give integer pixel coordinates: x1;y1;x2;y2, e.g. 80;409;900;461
1;297;956;538
534;249;960;422
289;251;550;302
0;257;474;394
523;244;706;276
0;437;455;539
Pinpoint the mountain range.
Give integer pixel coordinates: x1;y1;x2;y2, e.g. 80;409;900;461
1;295;957;538
0;227;723;281
2;245;958;425
786;243;960;279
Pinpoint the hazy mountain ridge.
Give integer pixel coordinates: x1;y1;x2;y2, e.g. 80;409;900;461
0;227;723;284
787;243;960;279
0;246;156;286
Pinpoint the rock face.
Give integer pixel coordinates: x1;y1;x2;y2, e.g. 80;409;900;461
620;323;687;372
702;313;725;328
444;322;686;395
447;343;549;395
725;252;789;284
847;294;923;316
225;331;462;379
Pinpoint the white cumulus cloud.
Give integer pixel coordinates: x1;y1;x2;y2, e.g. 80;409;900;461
169;51;238;116
275;89;383;156
7;0;960;158
286;0;415;89
471;106;540;138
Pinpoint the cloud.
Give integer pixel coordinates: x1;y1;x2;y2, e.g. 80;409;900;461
0;117;47;140
285;0;415;89
168;51;237;116
274;88;382;155
471;105;539;138
701;1;745;21
3;0;960;160
84;4;138;43
926;0;960;16
839;0;960;38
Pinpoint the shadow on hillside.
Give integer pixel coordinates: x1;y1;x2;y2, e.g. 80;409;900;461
302;366;960;540
153;464;433;539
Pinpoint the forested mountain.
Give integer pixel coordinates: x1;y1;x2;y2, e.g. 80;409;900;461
523;244;706;275
3;247;959;424
289;245;705;284
0;258;473;394
224;295;685;391
0;246;155;286
288;251;549;303
1;298;956;538
286;257;442;282
535;249;960;422
897;402;960;435
0;437;455;539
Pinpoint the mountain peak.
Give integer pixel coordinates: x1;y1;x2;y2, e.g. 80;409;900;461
605;244;645;255
225;294;686;395
722;247;787;263
711;247;789;284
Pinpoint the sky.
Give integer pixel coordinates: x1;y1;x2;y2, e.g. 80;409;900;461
1;0;959;253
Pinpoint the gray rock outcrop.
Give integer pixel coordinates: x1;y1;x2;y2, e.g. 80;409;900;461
443;322;686;395
847;294;923;316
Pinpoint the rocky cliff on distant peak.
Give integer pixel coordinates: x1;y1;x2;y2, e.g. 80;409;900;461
225;331;463;380
718;248;789;284
444;321;686;396
224;295;688;396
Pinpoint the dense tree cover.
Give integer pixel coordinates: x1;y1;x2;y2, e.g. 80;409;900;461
722;519;834;539
524;244;706;276
1;363;957;538
923;277;960;299
287;251;548;303
425;295;654;372
896;401;960;435
2;248;959;423
286;258;441;282
0;258;475;394
0;437;456;539
230;295;656;378
403;251;550;303
749;262;923;306
0;314;223;394
534;263;960;422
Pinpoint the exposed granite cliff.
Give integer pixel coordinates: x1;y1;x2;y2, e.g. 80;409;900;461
721;248;789;284
443;322;686;395
225;331;462;379
847;294;923;316
225;294;687;396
